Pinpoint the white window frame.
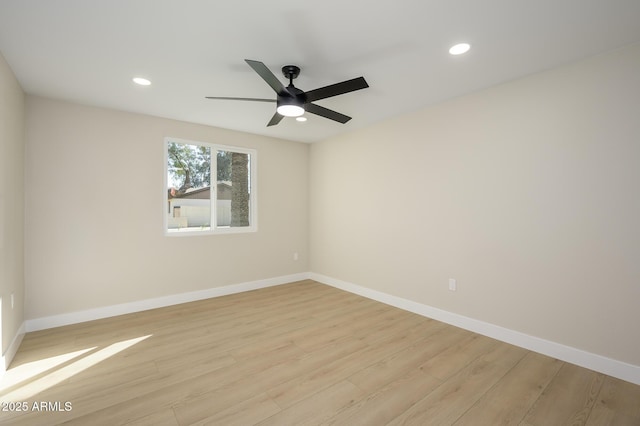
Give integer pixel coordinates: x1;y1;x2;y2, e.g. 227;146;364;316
164;137;257;236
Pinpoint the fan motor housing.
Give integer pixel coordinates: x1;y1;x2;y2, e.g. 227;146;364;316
277;88;306;110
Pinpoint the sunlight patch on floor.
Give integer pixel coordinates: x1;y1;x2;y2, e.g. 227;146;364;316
0;347;96;393
1;335;152;401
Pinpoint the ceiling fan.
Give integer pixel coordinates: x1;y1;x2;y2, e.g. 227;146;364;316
206;59;369;127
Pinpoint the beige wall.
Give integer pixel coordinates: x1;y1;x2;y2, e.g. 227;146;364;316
25;97;309;319
0;51;25;358
310;43;640;366
11;42;640;373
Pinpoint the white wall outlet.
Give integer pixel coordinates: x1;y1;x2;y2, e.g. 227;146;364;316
293;252;299;261
448;278;457;292
11;293;15;309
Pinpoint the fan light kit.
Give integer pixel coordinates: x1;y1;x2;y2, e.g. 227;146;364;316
276;100;304;117
206;60;369;127
133;77;151;86
449;43;471;55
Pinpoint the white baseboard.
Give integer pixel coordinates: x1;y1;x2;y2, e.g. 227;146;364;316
309;272;640;386
19;271;640;386
25;273;309;333
1;321;25;374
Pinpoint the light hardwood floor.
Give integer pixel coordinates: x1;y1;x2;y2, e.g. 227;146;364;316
1;280;639;425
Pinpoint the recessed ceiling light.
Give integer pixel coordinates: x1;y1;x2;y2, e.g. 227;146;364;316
449;43;471;55
133;77;151;86
296;116;307;122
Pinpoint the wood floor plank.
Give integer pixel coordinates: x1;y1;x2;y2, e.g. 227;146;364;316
172;336;368;424
355;311;433;345
257;380;364;426
266;320;434;410
327;369;441;425
66;341;313;425
348;325;467;394
188;393;281;426
290;304;393;352
387;343;528;425
521;363;604;426
418;331;498;381
585;375;640;426
123;409;179;426
453;351;563;425
2;280;638;426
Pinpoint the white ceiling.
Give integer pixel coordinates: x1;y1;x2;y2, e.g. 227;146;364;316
1;1;640;143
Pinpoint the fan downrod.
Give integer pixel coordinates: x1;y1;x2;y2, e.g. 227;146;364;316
282;65;300;84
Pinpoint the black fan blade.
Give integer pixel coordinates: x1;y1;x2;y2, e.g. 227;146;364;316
205;96;275;103
305;77;369;103
245;59;289;97
305;103;352;124
267;112;284;127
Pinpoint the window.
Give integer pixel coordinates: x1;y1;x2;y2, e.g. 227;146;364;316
165;138;257;234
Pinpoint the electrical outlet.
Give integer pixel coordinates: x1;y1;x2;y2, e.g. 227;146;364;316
293;252;299;261
448;279;457;292
11;293;15;309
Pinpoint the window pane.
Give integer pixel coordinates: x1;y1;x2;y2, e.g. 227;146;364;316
165;139;256;235
218;150;251;227
167;142;211;232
